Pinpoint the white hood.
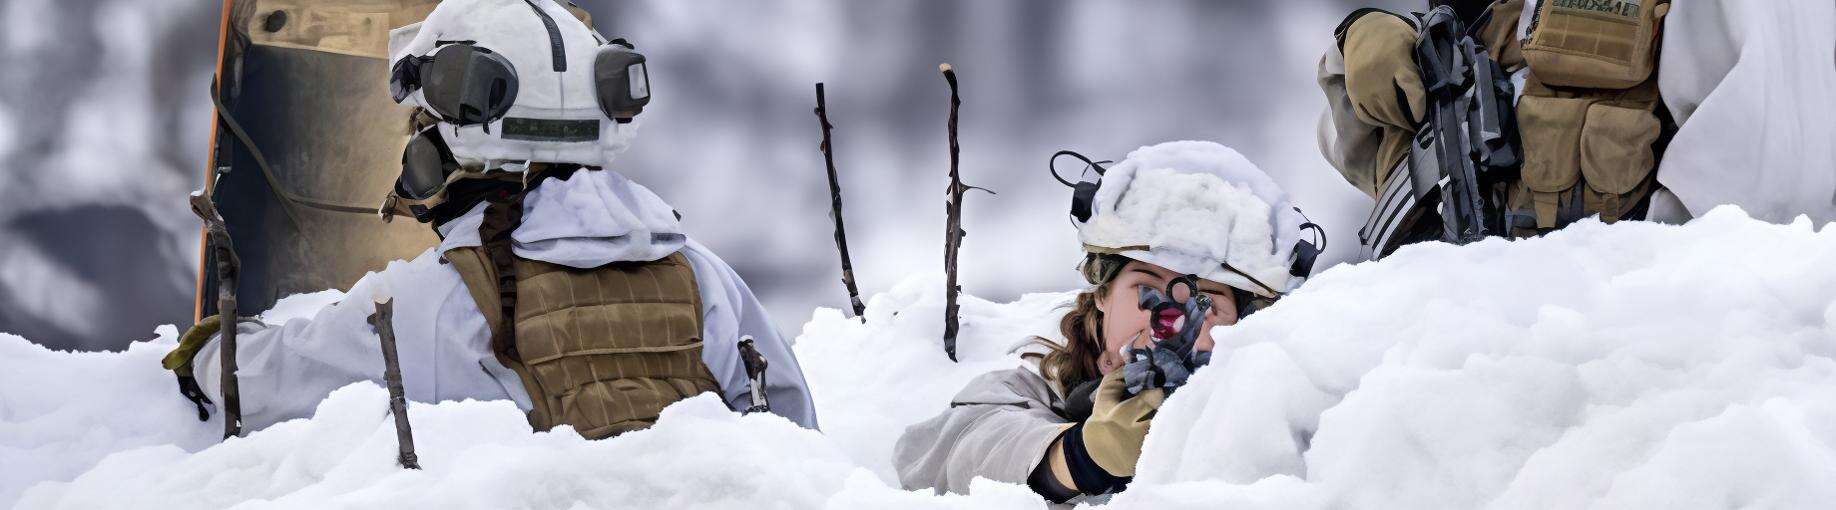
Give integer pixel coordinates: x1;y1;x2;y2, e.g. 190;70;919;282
1077;141;1308;297
438;168;685;267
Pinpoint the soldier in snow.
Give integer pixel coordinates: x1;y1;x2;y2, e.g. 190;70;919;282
893;141;1324;503
1319;0;1675;259
162;0;816;438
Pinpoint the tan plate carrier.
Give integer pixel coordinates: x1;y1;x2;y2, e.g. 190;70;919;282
444;248;721;439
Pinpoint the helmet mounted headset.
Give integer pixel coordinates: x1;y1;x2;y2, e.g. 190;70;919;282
1048;145;1327;301
379;0;653;224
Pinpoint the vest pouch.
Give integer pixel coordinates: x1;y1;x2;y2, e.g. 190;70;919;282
1577;101;1659;221
548;345;712;439
1522;0;1666;89
1515;94;1589;227
517;294;717;439
1579;102;1659;196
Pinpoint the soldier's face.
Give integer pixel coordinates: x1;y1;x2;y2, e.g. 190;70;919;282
1092;260;1240;375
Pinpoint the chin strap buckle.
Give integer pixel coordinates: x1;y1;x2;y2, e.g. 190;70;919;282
378;193;400;223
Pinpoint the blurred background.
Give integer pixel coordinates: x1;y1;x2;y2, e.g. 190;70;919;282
0;0;1411;351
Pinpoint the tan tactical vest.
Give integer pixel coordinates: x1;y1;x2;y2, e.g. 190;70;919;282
444;247;720;439
1508;0;1671;234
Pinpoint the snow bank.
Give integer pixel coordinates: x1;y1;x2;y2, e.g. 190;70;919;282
1125;207;1836;508
5;206;1835;509
21;389;865;509
2;272;1069;510
0;290;351;505
0;327;216;506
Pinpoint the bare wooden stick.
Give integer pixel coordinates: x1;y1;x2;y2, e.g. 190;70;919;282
189;192;242;439
814;83;866;321
369;297;421;470
939;64;994;362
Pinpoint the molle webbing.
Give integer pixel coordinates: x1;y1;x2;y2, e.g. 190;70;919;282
479;189;525;360
446;243;717;440
1522;0;1668;89
517;253;717;438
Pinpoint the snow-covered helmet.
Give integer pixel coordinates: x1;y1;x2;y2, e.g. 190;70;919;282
1054;141;1323;298
381;0;649;222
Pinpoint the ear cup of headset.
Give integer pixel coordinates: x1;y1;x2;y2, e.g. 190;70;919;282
1290;239;1321;277
1070;181;1100;223
419;44;520;126
1289;217;1328;278
594;41;651;122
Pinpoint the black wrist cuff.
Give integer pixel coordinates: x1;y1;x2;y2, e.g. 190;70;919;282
1058;422;1131;496
1027;452;1079;504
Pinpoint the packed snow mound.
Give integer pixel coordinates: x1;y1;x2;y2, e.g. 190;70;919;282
0;327;218;507
20;387;868;509
4;206;1834;509
1;274;1069;510
1122;206;1836;509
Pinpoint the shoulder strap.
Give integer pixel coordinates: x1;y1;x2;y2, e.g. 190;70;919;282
444;164;585;361
478;188;526;359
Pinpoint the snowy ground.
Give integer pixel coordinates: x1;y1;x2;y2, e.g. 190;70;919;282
3;206;1834;509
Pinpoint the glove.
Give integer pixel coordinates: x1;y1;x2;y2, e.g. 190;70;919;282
161;315;223;377
1030;370;1167;500
1080;368;1166;477
1342;12;1426;130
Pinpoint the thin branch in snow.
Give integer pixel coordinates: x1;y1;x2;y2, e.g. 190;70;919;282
814;83;866;321
939;63;994;362
189;193;242;440
369;297;421;470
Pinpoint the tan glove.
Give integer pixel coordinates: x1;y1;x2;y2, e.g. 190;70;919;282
1342;12;1426;130
161;315;223;377
1081;369;1166;477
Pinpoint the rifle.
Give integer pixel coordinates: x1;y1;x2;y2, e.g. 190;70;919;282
1399;5;1521;247
1120;275;1215;397
1365;3;1520;258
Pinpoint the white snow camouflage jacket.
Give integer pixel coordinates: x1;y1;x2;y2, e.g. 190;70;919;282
894;365;1072;496
189;168;818;432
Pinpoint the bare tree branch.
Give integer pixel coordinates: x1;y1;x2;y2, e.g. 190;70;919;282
815;83;867;321
189;192;242;439
369;298;421;470
939;63;983;362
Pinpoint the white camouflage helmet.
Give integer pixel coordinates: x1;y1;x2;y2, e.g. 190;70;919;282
1071;141;1320;298
387;0;642;169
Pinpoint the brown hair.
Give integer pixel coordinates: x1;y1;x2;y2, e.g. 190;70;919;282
1028;253;1130;392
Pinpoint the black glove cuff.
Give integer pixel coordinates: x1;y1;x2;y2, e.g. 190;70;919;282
175;375;214;422
1059;422;1132;496
1027;453;1080;504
